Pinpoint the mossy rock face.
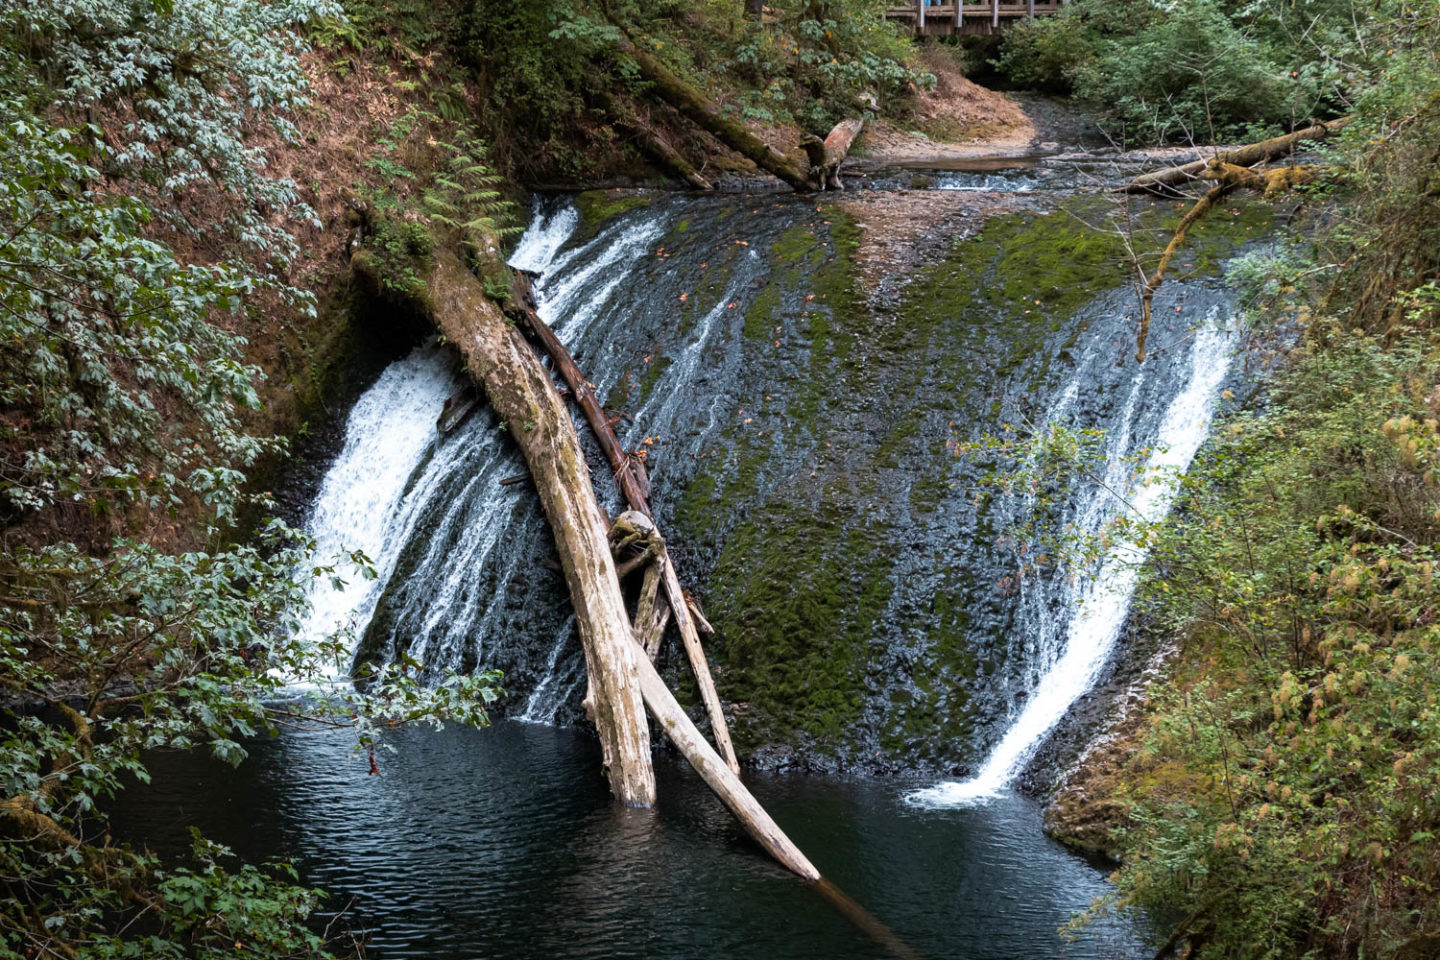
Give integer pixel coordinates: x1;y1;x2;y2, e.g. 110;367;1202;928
668;191;1264;771
709;502;892;751
679;203;1063;765
572;189;654;243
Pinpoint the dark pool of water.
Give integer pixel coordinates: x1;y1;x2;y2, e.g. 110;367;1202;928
110;722;1150;959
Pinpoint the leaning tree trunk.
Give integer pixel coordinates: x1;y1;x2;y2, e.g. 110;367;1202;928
508;276;743;776
355;248;657;808
614;36;865;193
590;86;714;191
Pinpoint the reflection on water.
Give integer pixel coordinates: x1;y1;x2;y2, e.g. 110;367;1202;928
110;722;1150;959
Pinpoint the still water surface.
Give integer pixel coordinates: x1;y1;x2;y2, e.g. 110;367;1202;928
111;722;1148;959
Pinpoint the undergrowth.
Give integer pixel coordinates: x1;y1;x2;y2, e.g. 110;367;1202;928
1078;10;1440;956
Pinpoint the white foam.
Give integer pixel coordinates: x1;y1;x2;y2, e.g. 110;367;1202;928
907;316;1233;807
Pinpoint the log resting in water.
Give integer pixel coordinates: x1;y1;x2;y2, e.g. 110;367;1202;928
631;650;820;881
354;247;917;944
1123;117;1349;196
509;276;743;776
354;248;657;807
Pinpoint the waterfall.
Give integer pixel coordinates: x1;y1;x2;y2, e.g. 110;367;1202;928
288;198;689;712
906;315;1234;806
288;190;1239;763
289;344;459;685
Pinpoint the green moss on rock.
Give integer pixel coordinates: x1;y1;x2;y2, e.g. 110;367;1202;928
709;503;894;752
573;189;653;242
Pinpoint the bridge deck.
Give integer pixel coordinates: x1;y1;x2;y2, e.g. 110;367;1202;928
886;0;1065;35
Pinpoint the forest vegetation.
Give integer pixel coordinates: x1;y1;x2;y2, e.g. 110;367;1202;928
0;0;1437;956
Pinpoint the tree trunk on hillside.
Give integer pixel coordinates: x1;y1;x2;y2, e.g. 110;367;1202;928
614;37;866;193
616;38;813;190
354;248;657;808
1124;117;1349;196
590;86;714;191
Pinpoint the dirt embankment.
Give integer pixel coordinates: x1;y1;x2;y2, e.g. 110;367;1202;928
855;46;1100;164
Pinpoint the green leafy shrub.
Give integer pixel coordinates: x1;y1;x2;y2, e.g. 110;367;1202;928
0;2;502;955
989;10;1098;94
1077;2;1286;144
990;0;1352;144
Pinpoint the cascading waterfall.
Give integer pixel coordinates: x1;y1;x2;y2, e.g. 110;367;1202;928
289;198;710;719
289;344;458;685
906;314;1234;806
292;189;1244;780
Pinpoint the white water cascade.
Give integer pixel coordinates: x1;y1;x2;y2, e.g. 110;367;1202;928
906;315;1235;807
286;199;671;710
289;344;459;686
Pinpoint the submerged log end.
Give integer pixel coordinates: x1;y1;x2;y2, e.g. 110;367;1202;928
633;652;820;881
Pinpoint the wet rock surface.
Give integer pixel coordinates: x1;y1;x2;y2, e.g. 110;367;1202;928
289;144;1275;783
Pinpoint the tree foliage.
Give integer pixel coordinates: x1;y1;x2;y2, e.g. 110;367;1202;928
993;0;1408;144
0;1;500;955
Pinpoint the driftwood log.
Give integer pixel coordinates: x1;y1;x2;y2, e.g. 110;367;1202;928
354;248;837;883
355;248;658;807
350;240;943;960
509;275;743;777
1124;117;1349;196
802;118;864;191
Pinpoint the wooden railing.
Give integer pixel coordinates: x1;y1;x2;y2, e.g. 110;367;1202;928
886;0;1065;33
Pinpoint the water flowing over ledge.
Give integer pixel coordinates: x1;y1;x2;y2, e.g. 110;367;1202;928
288;190;1248;772
288;344;459;688
906;314;1235;807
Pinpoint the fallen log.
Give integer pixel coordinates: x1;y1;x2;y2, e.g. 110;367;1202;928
641;602;670;662
1124;117;1349;196
616;38;812;191
509;275;743;776
438;383;482;434
590;86;714;191
355;248;656;807
631;650;819;881
634;558;663;659
358;244;920;960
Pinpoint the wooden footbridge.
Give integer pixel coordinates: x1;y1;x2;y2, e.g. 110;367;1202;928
886;0;1065;35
